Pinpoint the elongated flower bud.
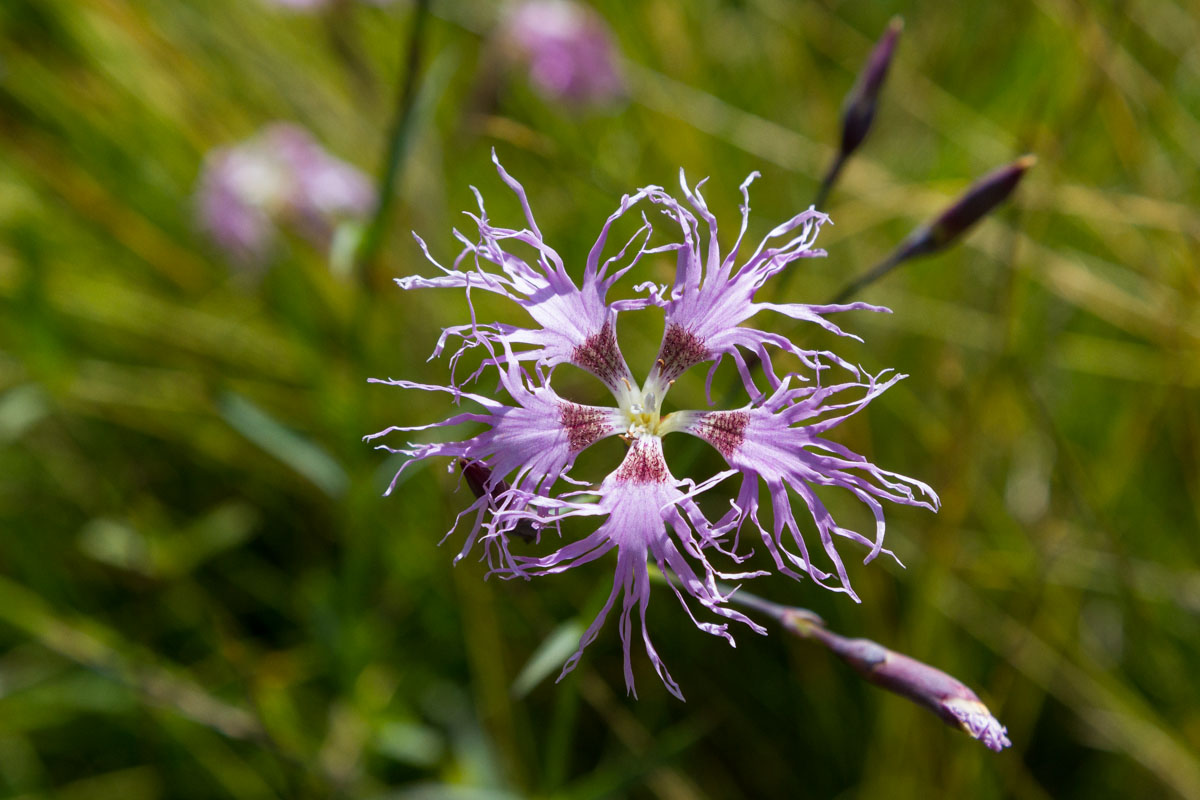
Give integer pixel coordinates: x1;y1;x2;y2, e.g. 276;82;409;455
780;609;1011;751
830;155;1035;303
457;459;537;542
841;17;902;158
896;154;1036;261
813;18;902;211
713;583;1010;751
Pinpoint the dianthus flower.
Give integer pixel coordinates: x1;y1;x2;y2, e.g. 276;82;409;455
196;123;375;265
499;0;625;107
369;153;939;699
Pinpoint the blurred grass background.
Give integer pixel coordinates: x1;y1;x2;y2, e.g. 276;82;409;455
2;0;1199;797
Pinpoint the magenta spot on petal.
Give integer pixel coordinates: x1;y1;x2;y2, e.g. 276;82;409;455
560;403;611;453
696;411;749;458
614;439;670;484
656;324;709;382
572;322;625;387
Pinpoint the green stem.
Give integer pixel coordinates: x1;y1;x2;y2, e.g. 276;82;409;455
357;0;432;274
828;245;906;305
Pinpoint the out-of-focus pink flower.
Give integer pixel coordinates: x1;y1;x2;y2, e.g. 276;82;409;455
265;0;329;9
263;0;397;10
501;0;625;107
196;123;375;265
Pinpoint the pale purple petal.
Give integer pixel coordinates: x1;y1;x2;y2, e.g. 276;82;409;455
501;436;763;700
195;147;281;265
400;152;661;399
637;171;888;396
678;372;939;599
366;361;624;562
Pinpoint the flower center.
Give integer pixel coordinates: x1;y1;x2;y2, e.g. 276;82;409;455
625;391;660;438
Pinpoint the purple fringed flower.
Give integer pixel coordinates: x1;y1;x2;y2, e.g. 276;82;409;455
196;123;375;265
370;154;938;699
501;0;625;107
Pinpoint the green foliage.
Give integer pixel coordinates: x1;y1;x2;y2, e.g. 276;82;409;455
1;0;1198;797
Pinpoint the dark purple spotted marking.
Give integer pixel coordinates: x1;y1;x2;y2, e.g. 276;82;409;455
613;438;670;484
560;403;611;453
696;411;749;458
655;324;710;383
572;322;626;388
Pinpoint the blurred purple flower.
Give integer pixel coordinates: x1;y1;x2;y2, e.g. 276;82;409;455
264;0;397;10
501;0;625;107
265;0;330;9
369;153;937;699
196;123;375;265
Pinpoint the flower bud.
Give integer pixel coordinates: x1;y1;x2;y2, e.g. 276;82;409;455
829;154;1035;303
814;18;902;210
897;154;1036;260
840;17;903;158
781;611;1011;751
457;458;537;542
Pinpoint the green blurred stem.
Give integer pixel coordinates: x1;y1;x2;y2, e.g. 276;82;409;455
767;163;842;305
811;151;845;213
326;0;378;102
828;246;906;304
358;0;432;272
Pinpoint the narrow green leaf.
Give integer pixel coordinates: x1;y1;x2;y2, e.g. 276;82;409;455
219;392;348;497
510;621;584;700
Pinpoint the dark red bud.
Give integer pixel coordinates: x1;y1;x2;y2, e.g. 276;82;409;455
457;458;537;542
899;154;1036;260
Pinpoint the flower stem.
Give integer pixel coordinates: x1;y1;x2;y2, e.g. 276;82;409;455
827;247;905;304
